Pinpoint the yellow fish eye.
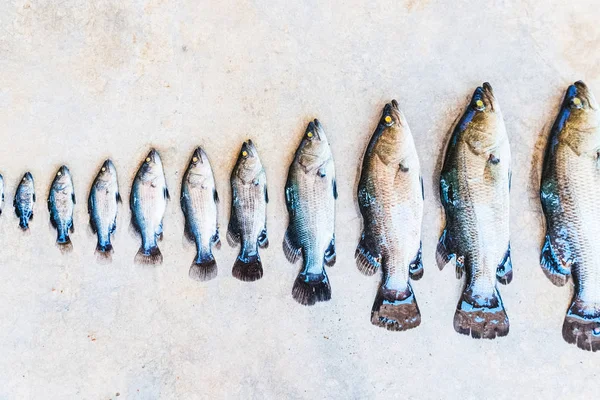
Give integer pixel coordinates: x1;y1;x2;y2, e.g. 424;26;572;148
572;97;582;106
384;115;392;124
101;167;106;172
307;131;313;138
242;150;248;157
192;156;198;162
145;157;151;162
57;171;62;176
475;99;484;109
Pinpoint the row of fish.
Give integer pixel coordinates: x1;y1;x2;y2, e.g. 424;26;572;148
0;81;597;352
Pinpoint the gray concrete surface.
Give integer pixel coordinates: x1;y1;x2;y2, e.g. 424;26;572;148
0;0;598;398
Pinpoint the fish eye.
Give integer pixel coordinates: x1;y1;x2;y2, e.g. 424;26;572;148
101;167;106;172
307;131;313;139
570;97;583;109
192;156;198;163
242;150;248;157
145;157;151;162
383;115;393;126
474;99;485;111
57;171;62;176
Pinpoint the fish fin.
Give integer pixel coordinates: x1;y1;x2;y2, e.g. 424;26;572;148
264;186;269;203
72;192;76;205
213;189;219;204
19;215;30;230
95;242;113;264
283;226;301;264
540;234;570;286
232;253;263;282
257;228;269;249
454;287;509;339
134;246;163;265
436;227;456;270
420;176;424;200
47;198;52;212
292;270;331;306
33;193;36;202
116;192;122;203
212;231;221;249
69;220;74;233
189;252;217;281
355;231;381;276
333;179;338;200
164;187;170;200
562;294;600;352
56;232;73;253
371;285;421;331
409;242;424;280
324;236;336;267
496;244;513;285
227;207;241;247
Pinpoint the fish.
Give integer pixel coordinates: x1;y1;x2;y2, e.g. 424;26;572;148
48;165;76;250
88;160;121;261
130;149;169;265
227;140;269;282
181;147;221;281
0;174;4;215
540;81;600;351
284;119;337;306
14;172;35;230
356;100;424;331
437;82;512;339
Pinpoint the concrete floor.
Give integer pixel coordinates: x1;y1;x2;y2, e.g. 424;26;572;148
0;0;598;398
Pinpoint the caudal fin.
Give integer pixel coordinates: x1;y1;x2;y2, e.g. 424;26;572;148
56;233;73;253
454;287;509;339
562;295;600;352
189;252;217;281
371;285;421;331
95;242;113;264
232;254;263;282
292;271;331;306
134;246;163;265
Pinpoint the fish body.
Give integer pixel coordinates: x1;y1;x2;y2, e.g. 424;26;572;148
48;165;76;249
356;100;424;331
228;140;269;282
14;172;35;230
181;147;220;281
284;119;337;306
130;149;169;265
88;160;121;260
540;81;600;351
437;83;512;339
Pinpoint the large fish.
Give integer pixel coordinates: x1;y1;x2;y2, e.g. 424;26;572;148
228;140;269;282
130;149;169;265
356;100;424;331
284;119;337;306
88;160;121;260
48;165;76;250
14;172;35;230
540;81;600;351
437;82;512;339
181;147;220;281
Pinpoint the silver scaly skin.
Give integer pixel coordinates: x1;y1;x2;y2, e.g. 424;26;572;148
228;140;269;282
284;119;337;306
88;159;121;262
540;81;600;351
356;100;424;331
48;165;76;251
181;147;220;281
437;83;512;339
14;172;35;230
130;149;169;265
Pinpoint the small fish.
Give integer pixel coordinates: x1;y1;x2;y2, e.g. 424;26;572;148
130;149;169;265
228;140;268;282
540;81;600;351
356;100;424;331
284;119;337;306
437;83;512;339
14;172;35;230
88;160;121;261
48;165;76;250
181;147;220;281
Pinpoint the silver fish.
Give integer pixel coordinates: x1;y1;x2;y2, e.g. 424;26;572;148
48;165;76;250
181;147;220;281
130;149;169;265
14;172;35;230
284;119;337;306
228;140;269;282
437;83;512;339
357;100;424;331
540;81;600;351
88;160;121;261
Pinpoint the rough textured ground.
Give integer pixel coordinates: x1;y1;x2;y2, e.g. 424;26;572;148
0;0;598;399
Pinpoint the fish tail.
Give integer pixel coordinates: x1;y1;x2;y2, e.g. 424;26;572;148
232;253;263;282
292;269;331;306
19;216;29;230
189;251;217;282
562;294;600;352
371;284;421;331
56;231;73;253
454;286;509;339
95;242;114;264
134;246;163;265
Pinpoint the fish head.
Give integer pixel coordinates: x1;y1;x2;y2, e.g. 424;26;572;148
235;140;263;183
20;171;34;188
560;81;600;137
95;159;118;187
375;100;413;164
53;165;72;189
139;149;164;180
297;119;332;172
186;147;215;187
